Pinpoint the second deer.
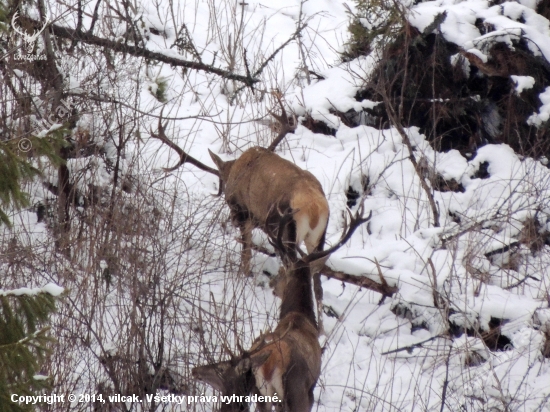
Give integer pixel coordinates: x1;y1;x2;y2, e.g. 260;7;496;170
193;257;321;411
193;207;370;412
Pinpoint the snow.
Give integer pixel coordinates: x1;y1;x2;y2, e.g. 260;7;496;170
528;86;550;126
33;374;49;381
298;56;378;129
450;53;471;77
511;75;535;94
0;283;64;297
465;47;488;63
410;0;550;63
3;0;550;410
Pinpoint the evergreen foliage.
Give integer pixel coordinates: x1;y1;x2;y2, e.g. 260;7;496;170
0;2;68;226
0;290;58;412
0;7;7;31
343;0;403;61
149;76;169;103
0;148;38;226
0;132;68;227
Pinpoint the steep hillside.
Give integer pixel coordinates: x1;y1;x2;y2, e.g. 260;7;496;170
1;0;550;410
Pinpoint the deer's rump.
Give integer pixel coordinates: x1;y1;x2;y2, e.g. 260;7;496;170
224;147;329;250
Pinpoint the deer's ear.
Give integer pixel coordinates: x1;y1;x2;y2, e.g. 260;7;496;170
192;363;230;392
249;350;272;368
235;358;251;375
208;149;225;171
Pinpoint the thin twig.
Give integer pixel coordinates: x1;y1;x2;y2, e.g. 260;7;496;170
381;334;445;355
380;87;440;227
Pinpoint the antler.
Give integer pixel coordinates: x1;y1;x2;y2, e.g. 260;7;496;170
11;12;27;38
265;202;371;265
31;15;49;40
266;206;300;259
267;91;296;152
149;109;219;176
11;11;49;41
304;204;372;264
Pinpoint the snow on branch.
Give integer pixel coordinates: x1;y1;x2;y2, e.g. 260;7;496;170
21;16;306;88
0;283;64;297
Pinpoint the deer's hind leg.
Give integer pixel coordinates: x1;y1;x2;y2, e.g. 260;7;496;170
232;209;254;276
268;213;297;297
239;220;255;277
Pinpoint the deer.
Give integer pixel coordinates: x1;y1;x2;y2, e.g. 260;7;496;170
192;274;320;412
192;207;371;412
150;100;329;329
207;146;329;276
191;354;265;412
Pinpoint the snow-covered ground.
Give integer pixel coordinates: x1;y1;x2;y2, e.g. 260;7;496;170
3;0;550;410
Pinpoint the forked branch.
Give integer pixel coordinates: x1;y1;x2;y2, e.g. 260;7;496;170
149;110;219;176
305;204;372;263
267;91;297;152
268;203;372;264
321;265;397;298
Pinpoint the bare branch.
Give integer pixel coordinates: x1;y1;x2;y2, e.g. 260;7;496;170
149;110;219;176
252;22;308;78
230;22;310;98
87;0;102;35
21;16;258;86
379;87;440;227
267;91;297;152
381;334;445;355
305;205;372;263
321;265;397;298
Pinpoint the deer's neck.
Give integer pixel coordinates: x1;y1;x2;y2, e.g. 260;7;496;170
279;262;317;328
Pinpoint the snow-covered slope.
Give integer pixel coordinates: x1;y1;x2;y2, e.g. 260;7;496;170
2;0;550;410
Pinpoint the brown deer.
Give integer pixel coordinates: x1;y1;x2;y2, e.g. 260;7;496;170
191;353;268;412
192;258;320;412
193;259;321;412
192;207;370;412
207;146;329;275
150;103;330;326
150;104;328;273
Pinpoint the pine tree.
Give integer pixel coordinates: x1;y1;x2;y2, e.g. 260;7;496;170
0;288;60;412
0;148;40;227
0;3;66;226
0;3;36;226
0;134;67;226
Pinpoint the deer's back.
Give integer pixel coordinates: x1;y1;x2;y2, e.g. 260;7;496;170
225;148;328;230
252;312;321;407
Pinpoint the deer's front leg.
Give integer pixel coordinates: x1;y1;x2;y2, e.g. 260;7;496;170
238;219;254;277
231;208;254;276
